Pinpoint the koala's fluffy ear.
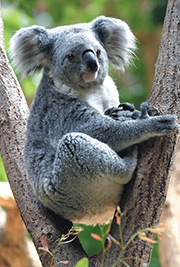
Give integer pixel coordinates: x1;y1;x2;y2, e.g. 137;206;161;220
91;16;136;71
9;26;52;77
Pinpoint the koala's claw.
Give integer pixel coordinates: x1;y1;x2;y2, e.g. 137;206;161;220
104;106;120;117
105;102;135;117
132;110;141;119
105;101;151;122
105;102;138;121
118;102;135;112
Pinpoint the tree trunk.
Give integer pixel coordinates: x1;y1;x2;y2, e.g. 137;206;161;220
118;0;180;265
159;143;180;267
0;0;179;266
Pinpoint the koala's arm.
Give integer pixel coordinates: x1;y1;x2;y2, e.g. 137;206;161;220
76;101;179;152
28;87;178;153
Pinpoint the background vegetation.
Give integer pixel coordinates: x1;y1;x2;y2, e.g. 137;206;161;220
0;0;168;266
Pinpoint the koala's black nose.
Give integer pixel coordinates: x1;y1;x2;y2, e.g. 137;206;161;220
82;50;98;72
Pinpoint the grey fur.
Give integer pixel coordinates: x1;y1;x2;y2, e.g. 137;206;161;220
10;16;179;225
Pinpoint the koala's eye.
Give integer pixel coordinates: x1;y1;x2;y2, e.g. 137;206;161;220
96;49;101;58
67;53;76;62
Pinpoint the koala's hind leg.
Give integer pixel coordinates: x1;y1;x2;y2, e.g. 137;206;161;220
41;132;138;222
53;132;138;186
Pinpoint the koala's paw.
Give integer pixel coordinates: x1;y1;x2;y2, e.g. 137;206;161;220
116;101;151;121
118;102;135;112
104;106;120;118
105;102;137;121
152;114;180;135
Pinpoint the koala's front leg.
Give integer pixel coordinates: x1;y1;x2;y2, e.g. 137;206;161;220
100;101;179;151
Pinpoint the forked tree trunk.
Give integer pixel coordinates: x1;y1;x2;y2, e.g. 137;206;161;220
0;0;179;266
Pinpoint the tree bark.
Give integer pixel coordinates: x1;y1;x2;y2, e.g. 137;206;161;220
0;0;179;266
119;0;180;265
159;144;180;267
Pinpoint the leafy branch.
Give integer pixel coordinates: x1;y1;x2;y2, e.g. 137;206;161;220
38;206;168;267
91;206;168;267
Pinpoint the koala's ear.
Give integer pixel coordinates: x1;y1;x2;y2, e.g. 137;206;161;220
91;16;136;71
9;26;52;77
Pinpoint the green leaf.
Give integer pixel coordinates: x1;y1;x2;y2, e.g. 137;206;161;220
0;157;7;182
73;222;111;256
75;257;88;267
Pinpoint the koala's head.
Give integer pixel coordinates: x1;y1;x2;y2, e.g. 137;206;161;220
10;16;136;90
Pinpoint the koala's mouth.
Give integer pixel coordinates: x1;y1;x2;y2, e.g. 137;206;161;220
83;71;98;83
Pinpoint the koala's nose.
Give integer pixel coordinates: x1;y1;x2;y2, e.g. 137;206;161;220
82;50;98;72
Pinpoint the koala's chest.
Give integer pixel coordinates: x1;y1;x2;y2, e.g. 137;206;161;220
83;90;111;114
77;77;120;114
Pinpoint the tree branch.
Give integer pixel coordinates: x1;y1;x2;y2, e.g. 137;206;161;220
0;0;179;266
0;7;84;266
119;0;180;265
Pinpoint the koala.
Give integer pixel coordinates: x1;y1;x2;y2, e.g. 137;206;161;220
10;16;179;225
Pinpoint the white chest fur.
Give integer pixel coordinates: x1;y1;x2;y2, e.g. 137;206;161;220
79;76;120;114
57;75;120;114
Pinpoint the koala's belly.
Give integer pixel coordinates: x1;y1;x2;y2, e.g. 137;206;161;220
39;174;124;225
75;207;115;225
71;180;124;225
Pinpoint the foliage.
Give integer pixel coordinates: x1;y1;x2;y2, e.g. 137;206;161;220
2;0;167;28
39;226;84;266
150;242;161;267
75;257;89;267
73;222;111;256
0;157;7;181
39;206;166;266
87;206;165;266
1;0;167;108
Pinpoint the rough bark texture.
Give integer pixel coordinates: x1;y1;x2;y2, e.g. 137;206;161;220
0;0;179;266
118;0;180;265
159;144;180;267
